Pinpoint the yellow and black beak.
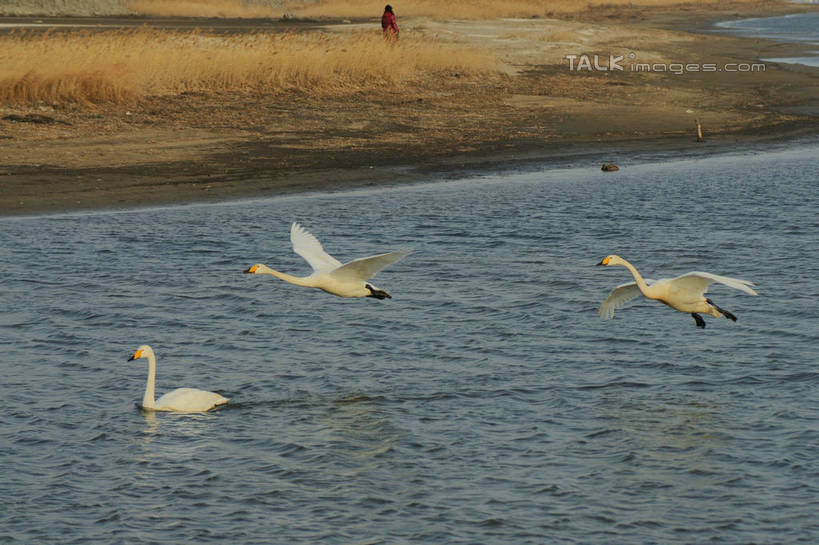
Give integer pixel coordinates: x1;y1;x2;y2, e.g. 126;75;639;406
128;349;143;361
596;257;610;266
244;265;259;274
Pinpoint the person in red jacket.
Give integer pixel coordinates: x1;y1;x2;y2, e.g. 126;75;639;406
381;4;399;41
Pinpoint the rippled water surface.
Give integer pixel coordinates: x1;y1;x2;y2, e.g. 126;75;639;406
716;12;819;67
2;142;818;544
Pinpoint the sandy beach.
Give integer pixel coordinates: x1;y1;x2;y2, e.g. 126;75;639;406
1;2;818;216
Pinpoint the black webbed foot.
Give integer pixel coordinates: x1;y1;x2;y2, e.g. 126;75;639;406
365;284;391;299
692;313;706;328
706;298;737;322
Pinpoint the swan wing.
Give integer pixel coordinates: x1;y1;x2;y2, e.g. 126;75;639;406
290;223;343;273
155;388;229;412
672;272;758;296
330;250;411;282
598;278;657;319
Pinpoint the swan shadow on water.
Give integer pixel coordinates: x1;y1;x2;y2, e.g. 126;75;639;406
134;403;232;446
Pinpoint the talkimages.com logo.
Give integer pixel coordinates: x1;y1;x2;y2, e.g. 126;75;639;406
565;52;766;74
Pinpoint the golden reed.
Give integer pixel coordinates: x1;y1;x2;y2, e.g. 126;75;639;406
129;0;761;19
0;28;498;105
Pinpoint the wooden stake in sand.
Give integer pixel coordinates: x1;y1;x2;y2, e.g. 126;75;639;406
696;118;703;142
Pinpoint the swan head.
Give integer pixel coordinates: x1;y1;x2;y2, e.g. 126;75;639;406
128;345;154;361
244;264;268;274
596;255;625;267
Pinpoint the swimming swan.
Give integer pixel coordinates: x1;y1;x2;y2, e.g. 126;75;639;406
597;255;757;328
245;222;410;299
128;345;229;412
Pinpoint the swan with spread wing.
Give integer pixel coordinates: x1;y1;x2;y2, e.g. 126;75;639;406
245;222;410;299
597;255;757;328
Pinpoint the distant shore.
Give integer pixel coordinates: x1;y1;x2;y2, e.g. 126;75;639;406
2;2;818;216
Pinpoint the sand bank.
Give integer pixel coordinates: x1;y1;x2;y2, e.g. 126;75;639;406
1;3;818;215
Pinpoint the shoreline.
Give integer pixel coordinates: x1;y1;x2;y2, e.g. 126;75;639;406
2;3;818;216
11;134;819;221
5;122;818;219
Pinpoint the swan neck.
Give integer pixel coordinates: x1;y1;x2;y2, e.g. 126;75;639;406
264;267;315;287
621;259;651;294
143;353;156;409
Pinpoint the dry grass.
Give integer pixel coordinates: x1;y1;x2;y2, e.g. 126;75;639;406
545;29;584;43
126;0;282;18
0;0;130;17
127;0;769;19
0;29;499;105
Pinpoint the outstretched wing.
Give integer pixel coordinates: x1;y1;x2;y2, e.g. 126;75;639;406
290;223;343;273
673;272;758;296
598;278;657;320
330;250;411;283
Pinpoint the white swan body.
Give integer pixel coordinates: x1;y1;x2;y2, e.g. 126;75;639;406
128;345;229;412
597;255;757;328
245;222;410;299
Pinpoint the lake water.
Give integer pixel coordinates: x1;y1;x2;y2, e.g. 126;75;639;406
1;139;818;544
716;11;819;67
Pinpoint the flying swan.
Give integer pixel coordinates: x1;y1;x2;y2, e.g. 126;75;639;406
128;345;229;412
245;222;410;299
596;255;758;328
